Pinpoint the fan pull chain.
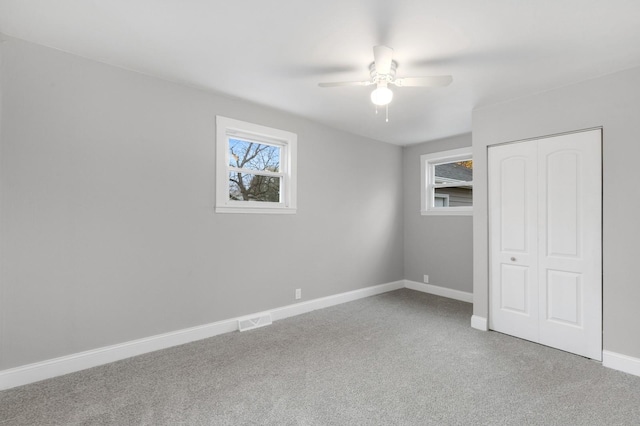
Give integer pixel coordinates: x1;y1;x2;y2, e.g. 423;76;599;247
375;105;378;114
386;104;389;122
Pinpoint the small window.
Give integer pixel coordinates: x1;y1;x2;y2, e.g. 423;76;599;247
421;148;473;215
216;116;297;214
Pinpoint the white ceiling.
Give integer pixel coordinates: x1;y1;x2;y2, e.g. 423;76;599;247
1;1;640;145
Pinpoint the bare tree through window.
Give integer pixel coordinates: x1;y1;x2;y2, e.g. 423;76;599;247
228;139;281;202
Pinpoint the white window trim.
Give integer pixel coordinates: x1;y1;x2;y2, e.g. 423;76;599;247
420;147;473;216
434;193;450;207
216;116;297;214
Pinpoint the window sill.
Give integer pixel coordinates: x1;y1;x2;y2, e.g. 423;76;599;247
216;206;297;214
421;209;473;216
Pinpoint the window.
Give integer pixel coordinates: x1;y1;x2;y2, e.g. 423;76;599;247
216;116;297;214
421;147;473;215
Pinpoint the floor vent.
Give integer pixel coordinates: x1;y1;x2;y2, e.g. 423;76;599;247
238;312;272;332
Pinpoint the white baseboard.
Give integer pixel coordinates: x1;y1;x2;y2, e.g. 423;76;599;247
272;280;405;321
471;315;489;331
0;317;239;391
404;280;473;303
0;280;404;391
603;350;640;378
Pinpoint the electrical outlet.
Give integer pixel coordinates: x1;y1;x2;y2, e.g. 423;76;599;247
295;288;302;300
423;275;429;284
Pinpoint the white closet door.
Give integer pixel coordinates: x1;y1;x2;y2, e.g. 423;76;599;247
489;129;602;360
537;131;602;360
489;141;539;342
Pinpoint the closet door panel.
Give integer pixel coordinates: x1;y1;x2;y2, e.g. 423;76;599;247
538;130;602;360
489;142;539;342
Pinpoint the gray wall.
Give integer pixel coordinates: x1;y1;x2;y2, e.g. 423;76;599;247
473;66;640;359
0;36;404;369
403;134;473;292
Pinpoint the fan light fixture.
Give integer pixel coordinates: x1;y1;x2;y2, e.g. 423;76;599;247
318;45;453;122
370;84;393;106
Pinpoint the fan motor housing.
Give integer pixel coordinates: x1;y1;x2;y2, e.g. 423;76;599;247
369;60;398;81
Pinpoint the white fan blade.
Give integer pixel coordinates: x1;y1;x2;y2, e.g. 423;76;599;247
392;75;453;87
373;45;394;75
318;81;372;87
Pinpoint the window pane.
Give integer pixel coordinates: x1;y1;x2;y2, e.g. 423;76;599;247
229;172;281;202
434;160;473;184
435;186;472;207
229;138;280;172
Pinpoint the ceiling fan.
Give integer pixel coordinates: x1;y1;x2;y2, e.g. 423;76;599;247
318;45;452;119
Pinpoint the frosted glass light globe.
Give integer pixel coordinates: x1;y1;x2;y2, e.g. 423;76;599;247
370;86;393;106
